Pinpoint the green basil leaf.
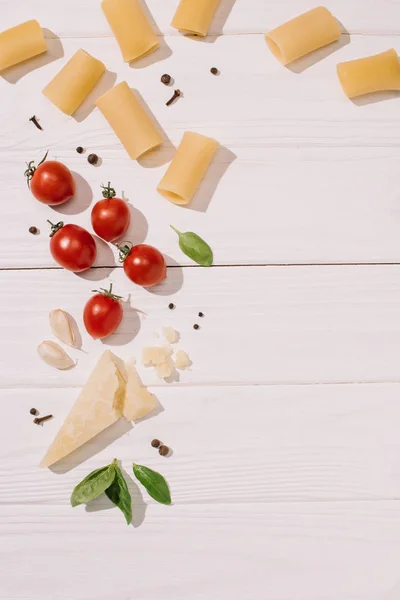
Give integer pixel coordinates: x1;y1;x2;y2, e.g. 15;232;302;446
71;463;116;507
105;465;132;525
133;464;172;505
171;226;213;267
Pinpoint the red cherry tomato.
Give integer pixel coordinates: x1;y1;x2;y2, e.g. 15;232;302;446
91;182;130;242
25;151;75;206
48;221;97;272
120;243;166;287
83;284;123;339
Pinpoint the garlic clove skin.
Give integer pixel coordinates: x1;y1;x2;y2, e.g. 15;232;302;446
38;341;75;370
49;309;75;347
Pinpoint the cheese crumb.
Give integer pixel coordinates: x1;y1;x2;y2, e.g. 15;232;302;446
174;350;191;370
156;359;174;379
142;346;172;367
163;326;179;344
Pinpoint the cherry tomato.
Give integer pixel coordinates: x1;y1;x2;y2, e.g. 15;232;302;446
83;284;123;339
48;221;97;272
91;182;130;242
25;151;75;206
120;243;166;287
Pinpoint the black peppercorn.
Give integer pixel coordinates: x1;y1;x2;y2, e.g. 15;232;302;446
88;153;99;165
159;445;169;456
29;226;38;235
193;324;200;330
198;312;204;318
76;146;84;154
151;439;161;448
168;303;175;310
30;408;38;416
210;67;219;75
161;74;171;85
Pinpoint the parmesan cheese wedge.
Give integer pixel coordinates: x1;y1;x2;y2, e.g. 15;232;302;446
123;362;157;421
40;351;126;468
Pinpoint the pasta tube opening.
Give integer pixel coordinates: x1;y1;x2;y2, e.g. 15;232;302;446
265;6;340;66
171;0;221;37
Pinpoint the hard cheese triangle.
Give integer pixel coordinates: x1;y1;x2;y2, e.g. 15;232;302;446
40;351;126;468
123;362;157;421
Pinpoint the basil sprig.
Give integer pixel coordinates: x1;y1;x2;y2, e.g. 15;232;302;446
70;460;172;524
133;464;172;505
71;464;116;507
105;466;132;525
71;459;132;525
171;225;213;267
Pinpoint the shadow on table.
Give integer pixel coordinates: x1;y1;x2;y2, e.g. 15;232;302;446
74;69;117;122
85;463;148;528
180;0;238;43
1;30;64;84
145;255;184;296
104;296;142;346
129;0;172;68
49;419;133;474
52;172;93;215
186;146;236;213
134;89;176;168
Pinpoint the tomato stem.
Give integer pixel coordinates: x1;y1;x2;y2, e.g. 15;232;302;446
117;242;133;263
101;182;116;199
47;219;64;237
24;150;49;188
91;283;123;301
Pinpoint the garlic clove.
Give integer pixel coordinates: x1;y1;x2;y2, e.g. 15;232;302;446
49;309;75;347
38;341;75;370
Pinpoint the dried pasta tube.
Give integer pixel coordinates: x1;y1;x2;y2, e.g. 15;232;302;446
337;49;400;98
0;20;47;72
96;82;163;160
157;132;219;205
171;0;221;37
43;50;105;115
101;0;159;62
265;6;340;65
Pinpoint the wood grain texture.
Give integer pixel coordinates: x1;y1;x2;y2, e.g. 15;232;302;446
2;502;400;600
1;0;400;36
2;0;400;597
2;35;400;267
3;383;400;504
2;266;400;388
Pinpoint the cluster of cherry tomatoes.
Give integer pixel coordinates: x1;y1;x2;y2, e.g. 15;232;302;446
26;153;167;339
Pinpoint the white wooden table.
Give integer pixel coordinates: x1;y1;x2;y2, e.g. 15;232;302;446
2;1;400;598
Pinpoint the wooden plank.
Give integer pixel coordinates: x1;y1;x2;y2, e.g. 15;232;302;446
2;383;400;503
2;501;400;599
2;35;400;267
1;0;400;36
2;266;400;388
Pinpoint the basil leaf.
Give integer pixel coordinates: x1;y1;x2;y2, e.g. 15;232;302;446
71;463;116;507
105;465;132;525
133;463;172;505
171;226;213;267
